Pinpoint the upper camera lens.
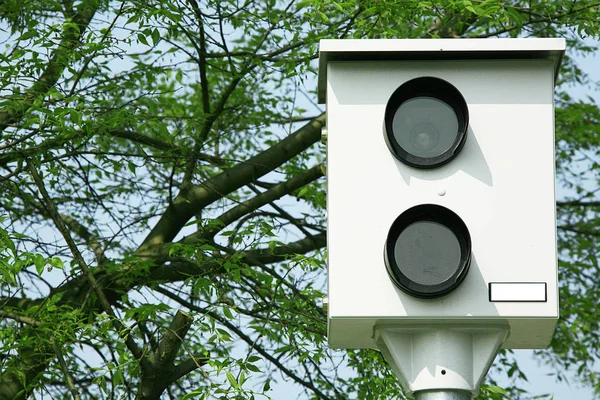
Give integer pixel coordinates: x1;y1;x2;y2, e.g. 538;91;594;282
384;77;469;169
393;97;459;158
409;122;438;153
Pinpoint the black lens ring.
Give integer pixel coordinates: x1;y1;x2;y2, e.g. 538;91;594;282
384;77;469;169
384;204;472;299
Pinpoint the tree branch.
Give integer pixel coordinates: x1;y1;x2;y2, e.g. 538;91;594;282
138;114;325;252
107;129;225;166
0;1;98;133
168;355;209;383
0;295;40;313
136;310;195;400
183;163;324;242
155;310;194;367
51;340;81;400
187;0;211;116
247;233;326;265
0;310;42;327
59;214;107;266
26;160;150;370
155;286;333;400
558;200;600;207
147;233;326;284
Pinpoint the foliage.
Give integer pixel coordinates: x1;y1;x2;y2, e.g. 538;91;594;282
0;0;599;399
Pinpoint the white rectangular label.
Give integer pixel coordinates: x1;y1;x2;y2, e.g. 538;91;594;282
489;282;547;302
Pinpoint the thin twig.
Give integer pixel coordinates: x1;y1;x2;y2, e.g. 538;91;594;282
26;159;151;373
51;339;81;400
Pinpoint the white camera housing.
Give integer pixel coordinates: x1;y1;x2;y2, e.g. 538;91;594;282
320;39;565;350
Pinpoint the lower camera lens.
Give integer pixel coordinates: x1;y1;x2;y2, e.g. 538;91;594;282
394;221;461;286
385;204;471;298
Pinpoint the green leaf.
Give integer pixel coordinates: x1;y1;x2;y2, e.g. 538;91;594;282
69;109;82;124
128;162;137;174
137;33;148;45
151;28;160;46
263;379;271;392
246;364;261;373
48;257;64;269
182;390;203;400
222;306;234;319
226;371;238;389
34;254;45;276
296;0;312;10
17;31;37;40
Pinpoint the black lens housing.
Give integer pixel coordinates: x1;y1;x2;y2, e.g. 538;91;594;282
384;77;469;169
385;204;472;299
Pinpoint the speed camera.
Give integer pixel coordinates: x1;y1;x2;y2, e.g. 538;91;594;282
319;38;565;350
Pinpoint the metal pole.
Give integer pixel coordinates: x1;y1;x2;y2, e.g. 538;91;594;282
414;390;472;400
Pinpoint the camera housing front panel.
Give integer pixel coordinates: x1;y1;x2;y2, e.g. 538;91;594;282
322;39;564;350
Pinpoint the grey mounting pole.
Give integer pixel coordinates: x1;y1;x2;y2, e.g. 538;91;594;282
373;325;508;397
414;390;472;400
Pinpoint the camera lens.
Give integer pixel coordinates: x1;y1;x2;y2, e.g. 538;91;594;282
409;122;439;153
384;77;468;168
393;97;459;158
394;221;461;286
385;204;471;298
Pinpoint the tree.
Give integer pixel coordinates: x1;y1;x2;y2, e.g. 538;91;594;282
0;0;599;399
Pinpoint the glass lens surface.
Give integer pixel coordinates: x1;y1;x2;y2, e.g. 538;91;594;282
394;221;461;286
392;97;459;158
